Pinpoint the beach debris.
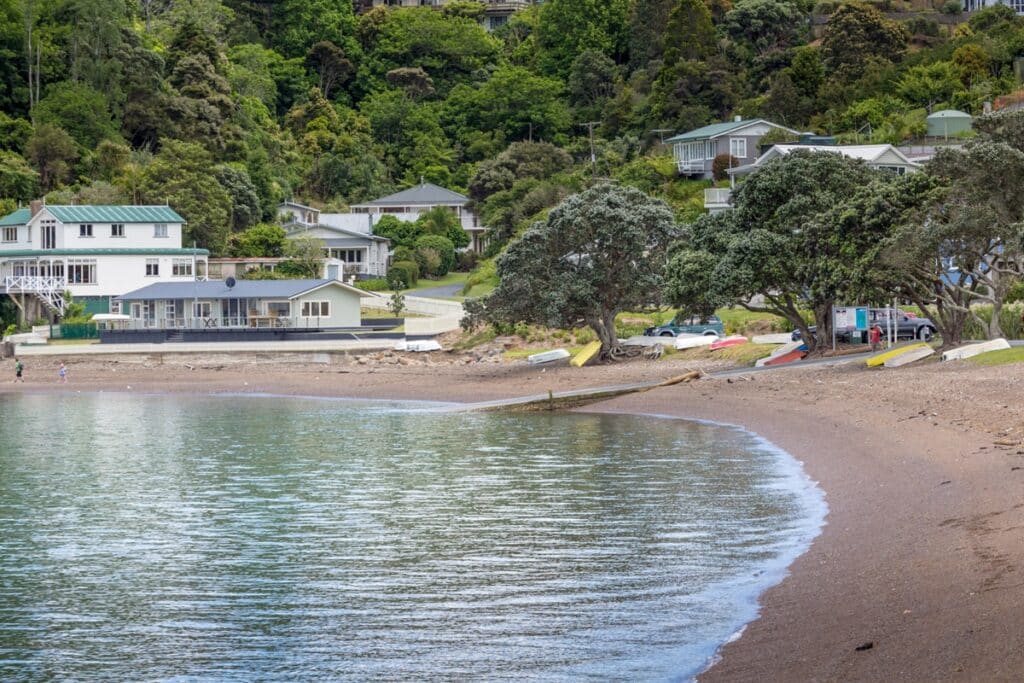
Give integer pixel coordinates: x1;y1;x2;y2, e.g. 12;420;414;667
855;642;874;652
939;480;952;486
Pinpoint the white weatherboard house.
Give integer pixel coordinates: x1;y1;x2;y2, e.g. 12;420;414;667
0;202;208;321
703;144;922;213
666;118;800;179
116;279;372;330
278;201;390;279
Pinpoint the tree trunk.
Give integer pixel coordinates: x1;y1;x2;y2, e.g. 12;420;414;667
811;300;833;355
989;299;1004;340
587;310;620;359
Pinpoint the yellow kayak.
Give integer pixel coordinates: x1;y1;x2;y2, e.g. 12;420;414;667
865;342;930;368
571;341;602;367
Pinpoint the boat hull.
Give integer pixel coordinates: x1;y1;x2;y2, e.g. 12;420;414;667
570;341;602;367
866;342;929;368
675;335;717;350
527;349;571;365
763;349;806;366
710;336;748;351
941;338;1011;361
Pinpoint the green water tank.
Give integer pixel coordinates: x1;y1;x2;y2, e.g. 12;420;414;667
927;110;973;138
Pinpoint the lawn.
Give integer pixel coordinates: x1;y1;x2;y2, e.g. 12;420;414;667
966;347;1024;366
408;271;469;292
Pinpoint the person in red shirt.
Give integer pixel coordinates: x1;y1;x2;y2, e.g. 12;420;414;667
869;324;882;352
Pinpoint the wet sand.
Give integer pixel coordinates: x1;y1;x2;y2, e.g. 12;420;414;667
3;352;1024;680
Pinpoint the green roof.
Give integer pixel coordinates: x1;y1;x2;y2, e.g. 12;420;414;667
665;119;790;143
927;109;971;120
0;248;208;257
0;208;30;227
45;205;186;223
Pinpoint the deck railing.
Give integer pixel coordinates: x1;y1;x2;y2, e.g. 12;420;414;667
4;275;67;314
112;316;331;331
704;188;733;209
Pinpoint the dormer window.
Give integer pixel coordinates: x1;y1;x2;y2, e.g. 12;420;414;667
79;224;94;237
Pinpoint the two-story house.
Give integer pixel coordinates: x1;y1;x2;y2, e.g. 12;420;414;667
0;201;208;322
277;201;391;279
666;118;800;179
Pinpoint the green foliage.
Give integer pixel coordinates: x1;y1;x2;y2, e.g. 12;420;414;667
820;3;908;82
355;278;389;292
387;260;420;289
536;0;630;77
228;224;286;257
415;234;456;277
416;205;469;249
34;81;120;149
389;290;406;316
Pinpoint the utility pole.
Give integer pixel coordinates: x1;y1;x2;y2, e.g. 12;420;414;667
579;121;600;176
650;128;673;146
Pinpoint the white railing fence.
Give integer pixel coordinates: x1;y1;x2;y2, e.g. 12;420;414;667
4;275;67;315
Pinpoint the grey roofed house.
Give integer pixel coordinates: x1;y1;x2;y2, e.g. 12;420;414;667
665;118;800;179
350;182;470;209
116;278;372;301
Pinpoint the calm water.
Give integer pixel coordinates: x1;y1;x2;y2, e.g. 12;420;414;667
0;394;824;681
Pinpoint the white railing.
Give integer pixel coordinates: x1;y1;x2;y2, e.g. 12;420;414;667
676;159;705;174
704;188;733;208
4;275;67;315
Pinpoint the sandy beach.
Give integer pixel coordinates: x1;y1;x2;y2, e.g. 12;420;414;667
3;350;1024;680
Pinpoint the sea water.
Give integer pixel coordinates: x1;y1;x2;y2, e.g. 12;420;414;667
0;393;825;681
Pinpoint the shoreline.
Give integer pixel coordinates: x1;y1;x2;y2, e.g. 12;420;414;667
4;354;1024;678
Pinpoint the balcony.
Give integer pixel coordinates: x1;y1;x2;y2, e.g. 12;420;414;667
676;159;706;175
704;188;733;213
3;275;68;314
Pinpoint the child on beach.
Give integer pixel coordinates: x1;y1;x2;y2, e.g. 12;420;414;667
14;357;23;383
870;324;882;352
58;361;66;384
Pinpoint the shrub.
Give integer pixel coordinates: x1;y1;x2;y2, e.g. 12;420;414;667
712;154;739;181
417;247;442;278
4;323;16;337
355;278;389;292
456;249;479;272
414;234;456;277
393;245;416;263
941;0;962;14
387;260;420;290
1007;279;1024;304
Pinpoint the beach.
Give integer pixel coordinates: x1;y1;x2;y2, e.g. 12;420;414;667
3;351;1024;679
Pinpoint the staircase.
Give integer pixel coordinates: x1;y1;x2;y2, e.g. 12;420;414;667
165;330;184;343
4;276;67;315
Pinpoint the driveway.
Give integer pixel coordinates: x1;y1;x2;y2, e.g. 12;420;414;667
412;283;464;299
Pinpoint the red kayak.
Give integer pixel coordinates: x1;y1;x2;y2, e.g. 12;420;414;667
763;349;807;366
710;335;748;350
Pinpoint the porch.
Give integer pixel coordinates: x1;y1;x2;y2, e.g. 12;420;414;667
119;298;339;332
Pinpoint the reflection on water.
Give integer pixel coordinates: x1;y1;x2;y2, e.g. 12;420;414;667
0;394;824;681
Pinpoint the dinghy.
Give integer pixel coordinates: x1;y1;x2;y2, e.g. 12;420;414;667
763;349;806;367
710;335;748;351
755;340;804;367
866;342;929;368
527;349;571;365
570;341;602;367
941;338;1011;361
884;346;934;367
395;339;443;352
675;334;717;350
752;333;793;345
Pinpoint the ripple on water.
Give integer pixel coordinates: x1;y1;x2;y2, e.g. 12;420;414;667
0;393;824;682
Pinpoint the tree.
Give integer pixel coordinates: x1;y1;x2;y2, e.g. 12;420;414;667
415;233;455;277
140;140;232;254
34;81;120;149
536;0;630;77
465;184;678;356
722;0;807;61
667;151;881;353
272;0;359;60
27;124;78;191
820;3;908;81
386;67;435;101
627;0;677;69
305;41;352;100
280;235;325;278
0;150;39;200
897;62;959;111
567;50;618;119
228;223;287;257
215;164;261;231
373;214;421;248
416;205;469;249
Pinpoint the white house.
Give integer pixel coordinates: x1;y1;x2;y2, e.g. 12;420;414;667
0;202;208;322
115;278;373;331
704;144;922;213
278;201;391;279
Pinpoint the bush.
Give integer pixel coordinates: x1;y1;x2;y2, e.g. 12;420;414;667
456;249;479;272
941;0;962;14
393;245;416;263
712;154;739;181
240;268;287;280
414;234;456;277
355;278;389;292
4;323;16;337
1007;279;1024;304
387;260;420;290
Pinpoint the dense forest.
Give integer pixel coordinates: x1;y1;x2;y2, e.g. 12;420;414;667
1;0;1023;258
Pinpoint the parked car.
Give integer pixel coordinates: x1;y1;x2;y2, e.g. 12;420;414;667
791;309;937;342
644;315;724;337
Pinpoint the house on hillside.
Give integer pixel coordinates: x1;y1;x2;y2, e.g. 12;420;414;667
115;279;373;333
364;0;536;31
351;182;487;253
703;144;921;213
666;118;800;179
278;201;391;279
0;201;208;323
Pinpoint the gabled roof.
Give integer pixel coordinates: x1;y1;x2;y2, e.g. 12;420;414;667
43;205;186;224
729;144;921;176
665;119;799;143
0;208;30;227
279;200;319;212
351;182;468;207
927;109;972;120
117;278;373;301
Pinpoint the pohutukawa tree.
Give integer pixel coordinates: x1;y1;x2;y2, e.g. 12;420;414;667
463;183;678;357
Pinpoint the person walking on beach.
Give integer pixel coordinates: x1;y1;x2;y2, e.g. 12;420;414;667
870;324;883;352
13;357;23;383
58;361;67;384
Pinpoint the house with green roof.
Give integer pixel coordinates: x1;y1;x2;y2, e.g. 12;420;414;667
0;200;207;322
665;117;799;178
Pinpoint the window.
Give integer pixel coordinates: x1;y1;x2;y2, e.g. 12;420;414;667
111;224;125;238
2;227;16;242
729;138;747;159
193;301;212;318
301;301;330;317
154;223;168;238
145;259;160;277
110;300;122;315
68;259;97;284
329;249;364;263
79;224;93;237
267;301;290;317
172;258;193;277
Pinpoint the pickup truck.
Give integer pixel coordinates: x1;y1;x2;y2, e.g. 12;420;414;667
792;310;937;342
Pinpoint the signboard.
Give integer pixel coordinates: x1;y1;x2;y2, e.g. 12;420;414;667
834;307;869;331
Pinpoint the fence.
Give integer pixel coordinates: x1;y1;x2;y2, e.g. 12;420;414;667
51;323;98;340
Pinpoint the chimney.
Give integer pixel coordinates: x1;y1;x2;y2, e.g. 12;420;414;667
29;199;43;217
